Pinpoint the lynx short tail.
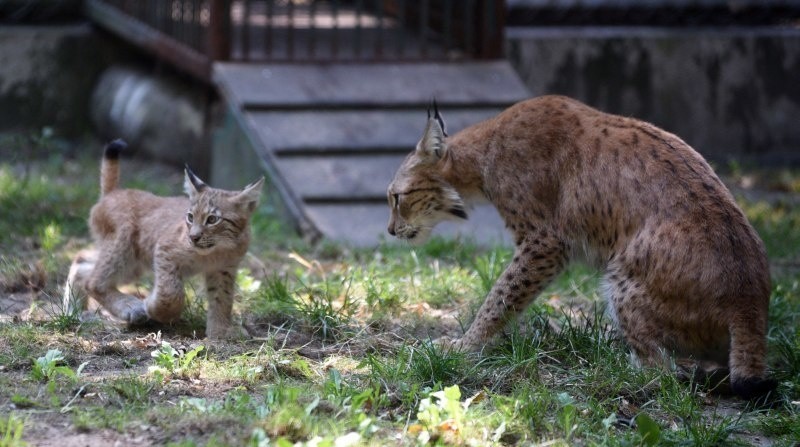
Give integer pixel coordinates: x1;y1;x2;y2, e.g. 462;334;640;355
101;139;127;196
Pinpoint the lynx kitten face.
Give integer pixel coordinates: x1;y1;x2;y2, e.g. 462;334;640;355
64;140;264;339
387;96;775;400
183;168;258;252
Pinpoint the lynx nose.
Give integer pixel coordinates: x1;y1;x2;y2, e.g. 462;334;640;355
387;225;396;236
190;233;202;244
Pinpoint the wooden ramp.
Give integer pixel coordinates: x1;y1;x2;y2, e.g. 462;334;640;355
213;62;530;247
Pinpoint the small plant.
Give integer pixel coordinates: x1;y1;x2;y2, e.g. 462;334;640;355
412;385;497;445
414;385;467;444
0;413;27;447
362;268;404;312
180;282;209;334
31;349;85;382
634;412;662;446
556;393;578;442
44;292;83;332
149;341;204;380
109;376;156;405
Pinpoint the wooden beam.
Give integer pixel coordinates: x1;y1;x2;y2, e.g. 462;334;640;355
84;0;212;82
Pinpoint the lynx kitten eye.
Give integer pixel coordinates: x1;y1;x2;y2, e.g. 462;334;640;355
186;212;194;224
392;193;400;208
205;215;219;225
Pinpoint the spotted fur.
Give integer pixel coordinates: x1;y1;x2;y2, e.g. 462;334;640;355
387;96;774;400
63;140;264;339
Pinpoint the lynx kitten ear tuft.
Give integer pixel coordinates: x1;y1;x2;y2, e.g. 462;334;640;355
418;101;448;162
235;176;265;212
184;165;207;197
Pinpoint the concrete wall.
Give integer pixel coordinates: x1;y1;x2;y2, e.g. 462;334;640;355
0;24;212;174
0;24;116;136
90;66;209;171
506;27;800;164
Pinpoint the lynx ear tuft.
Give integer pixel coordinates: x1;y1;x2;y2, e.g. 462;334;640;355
431;98;447;137
417;102;448;162
235;176;265;212
184;165;207;198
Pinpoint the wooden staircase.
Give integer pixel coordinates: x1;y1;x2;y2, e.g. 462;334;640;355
212;61;530;246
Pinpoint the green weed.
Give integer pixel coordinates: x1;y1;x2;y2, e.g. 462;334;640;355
753;404;800;445
31;349;86;382
634;412;662;446
0;413;27;447
483;321;547;383
108;376;156;406
0;162;94;247
149;341;204;380
180;281;210;335
471;248;509;296
264;275;357;340
362;267;404;312
43;292;83;332
741;199;800;260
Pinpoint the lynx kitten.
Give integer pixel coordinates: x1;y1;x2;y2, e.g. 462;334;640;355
387;96;775;399
64;140;264;339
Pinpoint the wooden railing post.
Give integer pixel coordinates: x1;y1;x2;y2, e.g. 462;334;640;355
478;0;506;59
208;0;232;61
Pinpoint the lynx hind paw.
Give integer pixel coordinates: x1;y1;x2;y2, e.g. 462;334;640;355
731;376;778;402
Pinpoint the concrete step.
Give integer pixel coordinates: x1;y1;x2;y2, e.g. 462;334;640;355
248;108;504;154
305;203;511;247
214;61;529;108
276;154;404;200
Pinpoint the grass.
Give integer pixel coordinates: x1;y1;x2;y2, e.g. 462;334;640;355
0;138;799;446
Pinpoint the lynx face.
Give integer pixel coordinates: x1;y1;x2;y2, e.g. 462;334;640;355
387;105;467;245
387;173;467;244
184;168;260;252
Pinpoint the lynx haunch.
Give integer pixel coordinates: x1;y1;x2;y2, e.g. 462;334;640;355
387;96;775;400
64;140;264;339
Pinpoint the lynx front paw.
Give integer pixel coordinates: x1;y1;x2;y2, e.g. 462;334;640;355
434;336;480;352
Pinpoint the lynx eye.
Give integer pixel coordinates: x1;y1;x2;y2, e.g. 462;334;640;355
205;215;219;225
186;212;194;224
392;193;400;208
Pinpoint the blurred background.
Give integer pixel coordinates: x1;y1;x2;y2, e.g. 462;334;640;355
1;0;799;245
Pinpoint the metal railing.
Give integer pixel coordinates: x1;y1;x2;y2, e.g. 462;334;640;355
86;0;506;80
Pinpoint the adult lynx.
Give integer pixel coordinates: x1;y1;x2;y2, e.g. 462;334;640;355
387;96;774;399
64;140;264;339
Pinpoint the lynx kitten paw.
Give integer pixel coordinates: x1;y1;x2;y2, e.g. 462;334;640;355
124;303;150;326
206;324;249;341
